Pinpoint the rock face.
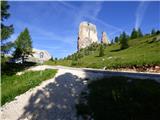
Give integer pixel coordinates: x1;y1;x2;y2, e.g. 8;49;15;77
27;48;52;62
77;21;98;50
101;32;109;45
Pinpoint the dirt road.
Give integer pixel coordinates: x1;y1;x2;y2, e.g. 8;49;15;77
1;65;160;120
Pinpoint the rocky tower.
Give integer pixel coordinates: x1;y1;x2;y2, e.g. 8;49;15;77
101;32;110;45
77;21;98;50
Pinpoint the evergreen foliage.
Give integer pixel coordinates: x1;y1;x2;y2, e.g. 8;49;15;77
50;56;54;61
138;28;143;37
130;28;143;39
120;32;129;49
13;28;32;63
66;43;99;60
151;29;156;35
53;57;58;64
114;36;119;43
131;28;137;39
99;44;104;57
1;1;14;55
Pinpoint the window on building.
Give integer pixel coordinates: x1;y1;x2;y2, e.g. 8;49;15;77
40;52;44;58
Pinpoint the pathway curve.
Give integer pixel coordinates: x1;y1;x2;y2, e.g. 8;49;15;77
1;67;90;120
1;65;160;120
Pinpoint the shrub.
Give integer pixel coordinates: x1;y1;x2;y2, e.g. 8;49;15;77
99;44;104;57
71;60;78;66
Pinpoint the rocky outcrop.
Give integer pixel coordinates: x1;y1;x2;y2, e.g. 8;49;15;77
101;32;109;45
77;21;98;50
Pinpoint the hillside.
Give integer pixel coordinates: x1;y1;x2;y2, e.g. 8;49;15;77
45;34;160;72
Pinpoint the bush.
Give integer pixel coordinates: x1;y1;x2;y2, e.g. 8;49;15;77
50;56;54;61
71;60;78;66
99;44;104;57
67;43;99;60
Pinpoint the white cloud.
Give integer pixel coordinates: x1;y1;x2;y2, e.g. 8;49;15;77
60;2;122;36
74;2;102;24
135;1;149;30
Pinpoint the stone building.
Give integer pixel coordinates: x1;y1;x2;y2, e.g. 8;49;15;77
101;32;110;45
77;21;98;50
27;48;52;63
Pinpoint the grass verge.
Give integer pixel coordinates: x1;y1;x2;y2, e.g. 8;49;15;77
1;69;57;106
76;76;160;120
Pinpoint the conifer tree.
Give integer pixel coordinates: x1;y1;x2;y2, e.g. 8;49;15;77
1;1;14;56
131;28;143;39
120;32;129;49
151;29;156;35
131;28;138;39
138;28;143;37
14;28;32;63
99;44;104;57
114;36;119;43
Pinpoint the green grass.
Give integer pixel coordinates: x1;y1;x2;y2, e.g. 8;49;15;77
45;34;160;69
76;76;160;120
1;69;57;106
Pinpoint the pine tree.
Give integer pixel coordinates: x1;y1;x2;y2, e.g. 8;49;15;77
99;44;104;57
131;28;138;39
111;39;114;44
156;30;160;35
14;28;32;63
114;36;119;43
54;58;57;64
131;28;143;39
120;32;129;49
1;1;14;56
50;56;54;61
151;29;156;35
138;28;143;37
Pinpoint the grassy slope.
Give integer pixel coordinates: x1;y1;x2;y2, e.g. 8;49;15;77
1;69;57;105
80;34;160;68
45;34;160;69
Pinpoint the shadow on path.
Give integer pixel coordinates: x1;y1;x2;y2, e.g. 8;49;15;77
18;72;87;120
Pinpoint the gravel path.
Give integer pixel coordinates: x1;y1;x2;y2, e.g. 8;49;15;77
1;66;90;120
1;65;160;120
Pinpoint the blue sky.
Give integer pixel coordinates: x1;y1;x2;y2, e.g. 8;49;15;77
5;1;160;58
